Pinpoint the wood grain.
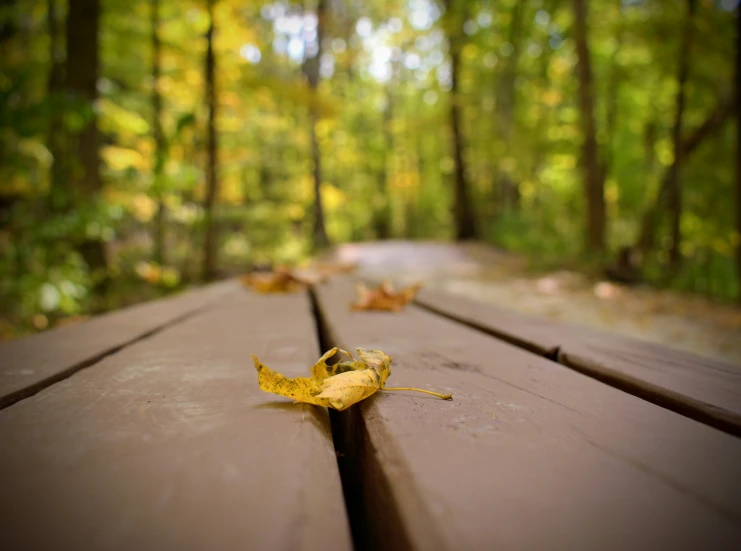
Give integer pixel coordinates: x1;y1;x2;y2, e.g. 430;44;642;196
415;288;741;436
0;280;237;409
0;291;352;551
315;280;741;551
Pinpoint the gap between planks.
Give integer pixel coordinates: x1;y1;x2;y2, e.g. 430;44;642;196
313;279;741;550
413;296;741;439
309;287;425;551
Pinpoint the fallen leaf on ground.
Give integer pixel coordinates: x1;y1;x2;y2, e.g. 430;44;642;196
350;280;421;311
252;347;452;411
241;267;320;293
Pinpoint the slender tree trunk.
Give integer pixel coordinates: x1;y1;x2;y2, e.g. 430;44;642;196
494;0;524;213
735;2;741;301
65;0;108;279
635;93;735;254
531;0;558;182
0;0;17;46
258;154;270;198
643;118;657;182
601;0;624;185
444;0;477;240
375;87;392;239
305;0;329;250
666;0;697;270
151;0;166;265
573;0;605;253
46;0;66;213
309;108;329;249
201;0;219;281
0;1;16;178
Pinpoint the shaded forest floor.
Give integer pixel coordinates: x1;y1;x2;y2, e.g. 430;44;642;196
326;240;741;366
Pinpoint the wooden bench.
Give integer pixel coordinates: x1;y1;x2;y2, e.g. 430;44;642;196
1;278;740;550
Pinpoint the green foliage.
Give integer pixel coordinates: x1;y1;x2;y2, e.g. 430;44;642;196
0;0;738;339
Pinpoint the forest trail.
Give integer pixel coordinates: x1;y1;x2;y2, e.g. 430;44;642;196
327;241;741;366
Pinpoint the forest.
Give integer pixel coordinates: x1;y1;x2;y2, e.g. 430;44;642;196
0;0;739;339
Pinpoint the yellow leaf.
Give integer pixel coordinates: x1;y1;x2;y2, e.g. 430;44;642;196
241;267;320;294
313;368;384;410
242;263;358;294
252;347;450;411
350;280;421;312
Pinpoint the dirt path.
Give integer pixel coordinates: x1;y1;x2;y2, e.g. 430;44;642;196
328;240;741;365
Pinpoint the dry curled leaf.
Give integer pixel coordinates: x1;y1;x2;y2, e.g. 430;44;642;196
252;347;452;411
350;280;421;312
241;267;320;294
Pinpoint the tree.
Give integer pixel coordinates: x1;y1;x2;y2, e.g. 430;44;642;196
305;0;330;250
65;0;108;281
666;0;697;270
635;93;734;255
734;2;741;300
443;0;477;240
201;0;219;281
375;86;393;239
46;0;65;213
151;0;167;265
494;0;525;213
573;0;605;254
601;0;624;185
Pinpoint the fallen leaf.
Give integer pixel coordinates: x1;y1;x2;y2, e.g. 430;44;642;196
252;347;451;411
350;280;421;312
241;266;320;294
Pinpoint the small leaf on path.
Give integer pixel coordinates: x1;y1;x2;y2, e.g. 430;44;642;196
252;347;451;411
241;267;319;294
350;280;421;312
241;263;358;294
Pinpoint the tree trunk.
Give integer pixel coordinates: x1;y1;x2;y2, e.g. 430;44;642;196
573;0;605;253
151;0;166;265
46;0;66;213
734;2;741;301
635;93;735;254
494;0;524;213
306;0;330;250
201;0;219;281
530;0;559;183
65;0;108;279
601;0;624;185
643;118;657;181
309;108;329;249
375;87;392;239
444;0;477;240
666;0;697;270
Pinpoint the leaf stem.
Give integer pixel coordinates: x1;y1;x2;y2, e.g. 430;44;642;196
382;387;453;400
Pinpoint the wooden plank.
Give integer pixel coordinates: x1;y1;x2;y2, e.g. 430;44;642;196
0;280;237;409
415;288;741;436
0;291;352;551
414;288;563;356
314;280;741;551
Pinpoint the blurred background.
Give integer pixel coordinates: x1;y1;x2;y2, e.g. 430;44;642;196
0;0;739;361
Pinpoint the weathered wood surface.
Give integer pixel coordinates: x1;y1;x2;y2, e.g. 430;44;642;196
416;288;741;435
0;290;352;551
315;280;741;551
0;280;237;409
